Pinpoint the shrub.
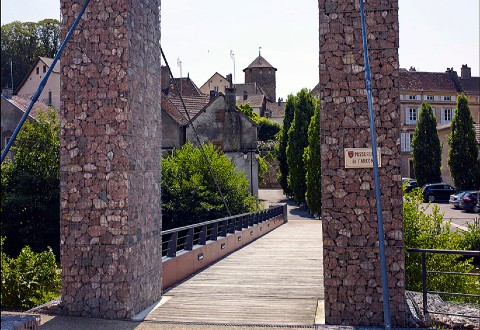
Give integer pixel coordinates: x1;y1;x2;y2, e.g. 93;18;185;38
403;189;479;303
161;142;259;230
257;117;280;141
1;237;61;309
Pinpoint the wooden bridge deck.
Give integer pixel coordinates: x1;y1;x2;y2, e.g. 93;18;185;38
145;220;324;326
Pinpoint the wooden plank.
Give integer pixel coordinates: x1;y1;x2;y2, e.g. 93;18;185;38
146;220;324;326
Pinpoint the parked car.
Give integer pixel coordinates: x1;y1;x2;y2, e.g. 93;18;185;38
404;180;418;193
474;192;480;213
421;183;456;202
459;191;479;212
449;191;475;209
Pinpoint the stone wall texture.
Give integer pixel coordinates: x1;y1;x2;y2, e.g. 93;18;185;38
319;0;405;326
60;0;162;319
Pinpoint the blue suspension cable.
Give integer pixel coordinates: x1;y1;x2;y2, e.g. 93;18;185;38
359;1;392;329
1;0;91;163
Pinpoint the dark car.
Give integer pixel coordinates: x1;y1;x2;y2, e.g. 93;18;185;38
460;191;479;212
404;180;418;193
449;191;475;209
422;183;456;202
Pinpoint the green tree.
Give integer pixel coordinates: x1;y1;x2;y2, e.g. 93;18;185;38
287;89;316;204
257;117;280;141
1;19;60;90
448;93;480;190
304;101;321;216
1;108;60;258
237;103;260;123
277;94;295;196
411;102;442;187
403;189;478;303
161;142;258;230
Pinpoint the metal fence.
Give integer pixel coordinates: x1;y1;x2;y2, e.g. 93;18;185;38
161;205;284;258
406;248;480;320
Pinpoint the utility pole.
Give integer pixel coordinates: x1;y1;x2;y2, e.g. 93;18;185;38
230;50;236;85
177;57;182;96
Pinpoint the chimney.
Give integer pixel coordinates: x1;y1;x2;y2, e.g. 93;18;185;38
225;87;235;111
409;66;416;72
243;90;248;100
2;88;13;99
461;64;471;79
277;97;281;106
226;74;233;88
161;66;170;92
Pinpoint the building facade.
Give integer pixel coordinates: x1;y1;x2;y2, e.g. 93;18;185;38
399;66;480;184
14;57;61;109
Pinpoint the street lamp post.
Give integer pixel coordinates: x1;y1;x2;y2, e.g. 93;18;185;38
243;147;259;196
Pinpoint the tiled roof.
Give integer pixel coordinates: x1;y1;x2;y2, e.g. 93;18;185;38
399;71;459;92
234;83;266;97
244;55;277;71
168;77;203;97
236;95;265;108
266;101;285;119
161;93;188;125
459;77;480;94
8;95;51;118
169;94;211;122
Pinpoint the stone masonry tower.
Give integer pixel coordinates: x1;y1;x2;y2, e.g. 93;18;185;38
243;53;277;101
60;0;162;319
319;0;405;326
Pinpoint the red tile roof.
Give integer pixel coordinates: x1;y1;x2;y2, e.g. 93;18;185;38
168;77;203;97
8;95;51;118
161;93;188;125
399;71;459;92
169;94;211;122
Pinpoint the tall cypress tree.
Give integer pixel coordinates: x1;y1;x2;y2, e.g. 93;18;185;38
448;93;480;190
304;100;321;216
277;94;295;196
287;89;315;204
411;101;442;187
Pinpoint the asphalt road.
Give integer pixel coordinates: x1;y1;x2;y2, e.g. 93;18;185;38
421;201;479;231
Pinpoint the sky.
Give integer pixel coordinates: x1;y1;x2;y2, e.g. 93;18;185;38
1;0;479;100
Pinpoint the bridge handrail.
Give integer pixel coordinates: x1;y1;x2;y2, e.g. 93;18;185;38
162;205;285;258
406;248;480;321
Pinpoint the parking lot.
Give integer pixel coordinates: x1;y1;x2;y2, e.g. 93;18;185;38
422;202;479;231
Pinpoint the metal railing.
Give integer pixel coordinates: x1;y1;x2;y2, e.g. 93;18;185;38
407;248;480;320
162;205;284;258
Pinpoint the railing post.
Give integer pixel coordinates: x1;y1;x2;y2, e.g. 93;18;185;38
235;216;242;231
210;222;219;241
421;251;429;322
167;232;178;258
228;218;235;234
199;225;207;245
220;220;227;237
185;228;194;251
283;203;288;222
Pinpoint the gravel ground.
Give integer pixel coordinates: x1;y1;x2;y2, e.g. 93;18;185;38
406;291;480;329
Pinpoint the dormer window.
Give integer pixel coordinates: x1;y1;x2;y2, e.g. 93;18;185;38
36;67;39;74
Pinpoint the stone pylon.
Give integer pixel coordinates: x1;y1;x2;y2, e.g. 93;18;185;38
319;0;405;326
59;0;162;319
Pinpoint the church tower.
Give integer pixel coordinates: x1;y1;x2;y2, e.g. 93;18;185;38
243;51;277;101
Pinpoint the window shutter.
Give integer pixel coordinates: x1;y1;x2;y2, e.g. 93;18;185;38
405;108;410;125
417;95;421;101
400;94;404;100
423;95;428;100
452;95;456;102
434;95;439;101
440;108;445;125
401;133;405;152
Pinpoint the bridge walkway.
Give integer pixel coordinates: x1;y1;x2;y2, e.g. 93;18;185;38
145;218;323;326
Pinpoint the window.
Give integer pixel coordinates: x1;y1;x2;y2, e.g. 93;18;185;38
48;91;52;106
406;108;418;125
43;65;47;73
425;95;434;101
36;67;39;74
401;132;414;152
214;86;218;92
408;95;420;101
441;95;455;102
440;108;453;124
